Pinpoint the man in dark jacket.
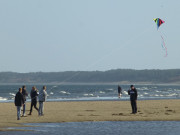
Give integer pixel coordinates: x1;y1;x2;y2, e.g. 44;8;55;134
128;85;138;114
22;85;28;116
29;86;39;115
15;88;24;120
118;85;122;98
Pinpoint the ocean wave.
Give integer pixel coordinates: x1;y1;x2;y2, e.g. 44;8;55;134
99;91;105;94
138;87;148;90
155;90;160;93
122;91;128;95
167;93;178;97
83;94;94;96
173;89;180;92
49;86;58;91
149;94;159;97
106;89;114;91
9;93;15;96
167;89;173;92
0;97;7;101
60;91;70;94
50;92;54;95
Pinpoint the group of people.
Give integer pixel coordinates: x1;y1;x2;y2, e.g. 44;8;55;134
14;85;47;120
118;85;138;114
15;84;138;120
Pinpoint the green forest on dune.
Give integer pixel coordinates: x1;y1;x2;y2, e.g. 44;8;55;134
0;69;180;84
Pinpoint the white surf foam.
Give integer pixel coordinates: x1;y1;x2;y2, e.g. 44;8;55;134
99;91;105;94
0;97;7;101
50;92;54;95
83;94;94;96
123;91;128;95
60;91;70;94
9;93;15;96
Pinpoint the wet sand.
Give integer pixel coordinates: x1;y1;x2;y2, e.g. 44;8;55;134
0;100;180;130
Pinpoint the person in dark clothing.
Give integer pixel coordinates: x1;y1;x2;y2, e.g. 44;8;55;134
128;85;138;114
15;88;24;120
118;85;122;98
22;85;28;116
28;86;39;115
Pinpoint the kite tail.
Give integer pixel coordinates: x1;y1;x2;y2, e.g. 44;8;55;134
160;35;168;57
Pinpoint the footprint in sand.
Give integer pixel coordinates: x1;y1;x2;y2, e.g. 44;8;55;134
166;109;173;112
165;113;170;115
166;109;176;113
90;114;100;116
112;113;124;116
77;114;84;116
85;110;95;112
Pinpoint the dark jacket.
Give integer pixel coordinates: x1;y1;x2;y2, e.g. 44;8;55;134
22;88;28;101
30;90;39;102
128;88;138;100
118;86;122;94
15;92;24;106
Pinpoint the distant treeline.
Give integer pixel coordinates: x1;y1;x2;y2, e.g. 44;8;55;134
0;69;180;84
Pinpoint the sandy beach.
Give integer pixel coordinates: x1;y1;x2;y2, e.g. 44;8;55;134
0;99;180;130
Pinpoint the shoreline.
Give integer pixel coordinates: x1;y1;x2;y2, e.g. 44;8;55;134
0;97;179;103
0;99;180;131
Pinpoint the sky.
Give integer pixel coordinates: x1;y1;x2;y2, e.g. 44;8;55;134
0;0;179;73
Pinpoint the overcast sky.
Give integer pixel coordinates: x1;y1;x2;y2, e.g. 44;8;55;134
0;0;179;73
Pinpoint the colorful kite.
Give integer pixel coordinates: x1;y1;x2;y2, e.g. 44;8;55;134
154;18;165;29
154;18;167;57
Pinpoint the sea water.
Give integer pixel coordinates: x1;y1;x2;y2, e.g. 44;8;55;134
0;84;180;102
3;121;180;135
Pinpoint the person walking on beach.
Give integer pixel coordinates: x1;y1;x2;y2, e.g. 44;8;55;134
38;86;47;116
22;85;28;116
15;88;24;120
128;85;138;114
118;85;122;98
28;86;39;115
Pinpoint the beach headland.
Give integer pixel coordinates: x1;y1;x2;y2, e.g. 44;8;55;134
0;100;180;131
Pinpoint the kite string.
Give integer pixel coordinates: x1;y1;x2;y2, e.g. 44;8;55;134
158;30;168;57
160;35;168;57
56;24;154;85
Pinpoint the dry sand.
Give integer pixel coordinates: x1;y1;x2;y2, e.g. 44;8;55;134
0;100;180;130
